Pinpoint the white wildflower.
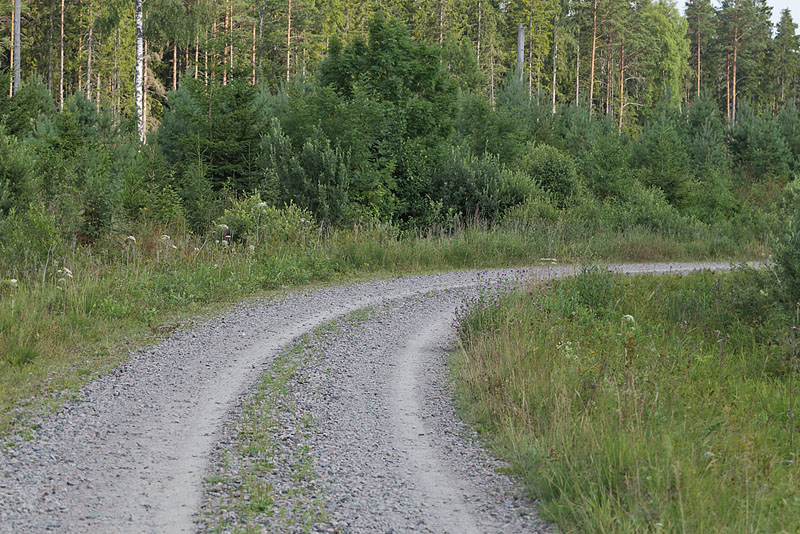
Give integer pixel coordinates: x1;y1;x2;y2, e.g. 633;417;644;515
126;235;137;244
256;202;268;209
217;224;229;232
160;234;171;242
248;244;256;254
171;245;178;250
6;279;18;288
622;314;636;326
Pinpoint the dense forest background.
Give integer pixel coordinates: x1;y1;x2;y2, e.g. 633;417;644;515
0;0;799;287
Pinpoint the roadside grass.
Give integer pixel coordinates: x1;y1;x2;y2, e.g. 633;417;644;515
451;265;798;533
0;214;767;435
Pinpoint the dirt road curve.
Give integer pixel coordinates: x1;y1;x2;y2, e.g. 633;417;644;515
0;263;734;533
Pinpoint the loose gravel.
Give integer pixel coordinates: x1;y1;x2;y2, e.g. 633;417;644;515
0;263;735;533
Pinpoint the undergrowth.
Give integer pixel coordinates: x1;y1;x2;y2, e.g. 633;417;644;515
452;265;797;533
0;200;767;435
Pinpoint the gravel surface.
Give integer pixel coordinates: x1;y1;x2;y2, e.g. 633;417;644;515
0;263;735;533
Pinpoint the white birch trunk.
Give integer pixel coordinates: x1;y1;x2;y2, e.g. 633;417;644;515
135;0;145;143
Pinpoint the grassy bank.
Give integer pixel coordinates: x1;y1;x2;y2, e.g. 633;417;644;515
0;206;768;436
452;265;797;532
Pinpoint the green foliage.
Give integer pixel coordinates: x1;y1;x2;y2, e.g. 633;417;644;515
776;179;800;304
730;103;793;181
0;77;55;137
157;78;269;192
319;15;458;142
578;123;631;200
0;203;63;276
516;143;581;207
260;120;355;225
778;100;800;173
0;131;37;215
633;109;689;204
682;171;738;223
217;193;316;248
431;146;538;222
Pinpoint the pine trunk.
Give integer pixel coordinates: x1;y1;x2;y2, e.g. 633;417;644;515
229;3;233;78
589;0;597;114
59;0;64;108
252;22;256;85
476;0;481;66
113;28;118;114
286;0;292;82
618;44;624;131
696;12;701;97
9;6;14;97
13;0;21;94
439;0;444;44
517;24;525;83
551;16;558;113
86;3;93;101
575;41;580;104
223;5;229;85
47;0;54;92
605;37;611;115
732;28;738;123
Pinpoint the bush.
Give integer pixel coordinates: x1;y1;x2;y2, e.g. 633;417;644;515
730;104;792;181
0;131;38;215
579;127;631;200
633;110;689;205
431;146;539;222
217;193;315;247
516;144;581;207
261;120;371;225
775;179;800;304
0;203;63;276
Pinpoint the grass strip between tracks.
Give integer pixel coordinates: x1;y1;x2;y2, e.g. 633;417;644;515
451;265;799;533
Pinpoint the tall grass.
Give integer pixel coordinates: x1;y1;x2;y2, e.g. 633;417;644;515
452;266;797;533
0;207;768;435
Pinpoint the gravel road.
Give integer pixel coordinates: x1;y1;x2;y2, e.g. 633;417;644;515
0;263;735;533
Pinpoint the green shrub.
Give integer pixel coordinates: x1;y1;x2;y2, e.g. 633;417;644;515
0;131;37;215
776;179;800;304
261;121;357;225
633;110;689;205
218;193;315;247
730;103;792;181
682;171;738;223
516;144;581;207
432;146;538;222
0;203;64;276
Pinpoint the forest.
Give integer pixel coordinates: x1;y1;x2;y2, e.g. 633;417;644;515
0;0;798;253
